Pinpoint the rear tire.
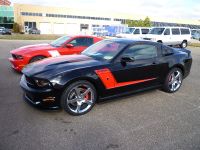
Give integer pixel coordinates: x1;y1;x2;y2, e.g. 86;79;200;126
163;68;183;93
29;56;46;63
157;40;162;43
61;80;97;116
180;41;187;48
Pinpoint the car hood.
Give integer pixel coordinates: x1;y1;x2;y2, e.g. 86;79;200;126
22;55;105;79
11;43;54;55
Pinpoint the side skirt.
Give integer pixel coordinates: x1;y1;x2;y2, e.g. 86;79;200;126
98;84;162;102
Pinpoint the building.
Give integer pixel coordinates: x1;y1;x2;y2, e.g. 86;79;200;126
11;3;200;34
0;0;11;6
14;3;126;34
0;5;14;28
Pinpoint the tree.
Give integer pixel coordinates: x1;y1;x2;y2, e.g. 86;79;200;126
143;17;151;27
13;22;20;33
126;16;152;27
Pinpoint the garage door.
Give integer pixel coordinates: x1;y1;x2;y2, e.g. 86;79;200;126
39;23;51;34
53;23;65;34
65;23;80;34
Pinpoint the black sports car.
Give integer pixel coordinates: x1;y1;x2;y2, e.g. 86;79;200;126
20;39;192;115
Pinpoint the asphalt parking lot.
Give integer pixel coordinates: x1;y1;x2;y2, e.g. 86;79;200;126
0;40;200;150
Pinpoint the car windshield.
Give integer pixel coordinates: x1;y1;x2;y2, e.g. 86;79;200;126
82;40;127;61
149;28;165;35
50;36;71;47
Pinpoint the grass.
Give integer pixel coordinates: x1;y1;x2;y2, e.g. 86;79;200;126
188;42;200;47
0;34;62;40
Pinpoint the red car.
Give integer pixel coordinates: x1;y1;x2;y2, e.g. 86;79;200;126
9;35;102;72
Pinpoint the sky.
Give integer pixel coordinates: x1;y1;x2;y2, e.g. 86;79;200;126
11;0;200;20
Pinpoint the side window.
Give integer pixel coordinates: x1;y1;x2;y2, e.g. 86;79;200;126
172;28;180;35
133;29;140;35
122;44;157;60
85;38;94;46
180;28;190;35
141;29;149;34
164;29;170;35
69;38;94;46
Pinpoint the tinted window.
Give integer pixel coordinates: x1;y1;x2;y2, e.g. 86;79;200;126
133;29;140;34
141;29;149;34
149;28;165;35
122;44;157;60
164;29;170;35
69;38;94;47
180;28;190;35
172;28;180;35
82;40;127;61
50;36;71;47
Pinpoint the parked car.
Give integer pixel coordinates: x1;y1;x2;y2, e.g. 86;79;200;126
116;27;150;39
28;27;40;34
0;28;12;35
191;29;200;38
9;35;103;72
193;32;200;41
116;27;135;38
20;39;192;115
143;27;191;48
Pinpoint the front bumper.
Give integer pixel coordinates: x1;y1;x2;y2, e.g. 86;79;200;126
9;57;25;72
20;75;61;110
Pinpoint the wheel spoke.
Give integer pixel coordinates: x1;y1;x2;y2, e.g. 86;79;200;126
84;100;93;105
172;83;176;91
74;87;81;98
175;71;180;80
82;88;91;97
76;102;82;113
67;98;78;104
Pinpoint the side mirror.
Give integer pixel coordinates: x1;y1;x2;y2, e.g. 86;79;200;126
121;56;135;63
66;44;74;48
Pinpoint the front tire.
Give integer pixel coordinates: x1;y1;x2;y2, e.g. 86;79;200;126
163;68;183;93
61;80;97;116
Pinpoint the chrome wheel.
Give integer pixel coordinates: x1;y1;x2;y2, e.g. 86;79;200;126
66;84;95;114
168;70;182;92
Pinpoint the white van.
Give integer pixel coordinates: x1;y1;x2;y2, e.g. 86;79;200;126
143;27;191;48
116;27;150;39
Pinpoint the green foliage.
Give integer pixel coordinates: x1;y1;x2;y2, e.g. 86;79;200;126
126;16;152;27
13;22;20;33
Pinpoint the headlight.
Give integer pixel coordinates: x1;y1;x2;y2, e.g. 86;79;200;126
50;76;62;86
12;54;23;60
34;79;50;87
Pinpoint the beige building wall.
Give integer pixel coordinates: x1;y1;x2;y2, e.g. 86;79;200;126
14;3;200;34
